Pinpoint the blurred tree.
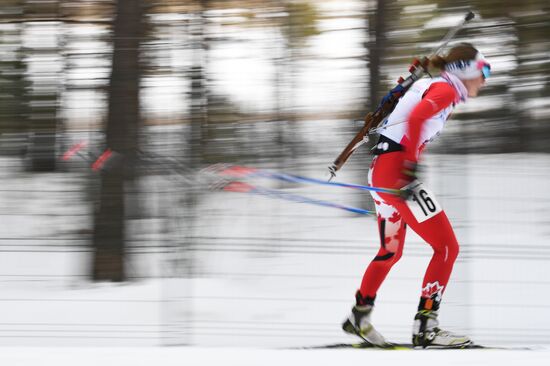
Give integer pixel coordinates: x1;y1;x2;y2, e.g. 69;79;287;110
189;0;208;169
92;0;143;281
473;0;550;151
367;0;392;111
284;1;320;49
0;0;30;148
279;0;320;160
23;0;62;171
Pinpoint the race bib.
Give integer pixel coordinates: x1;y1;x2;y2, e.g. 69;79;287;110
405;181;443;223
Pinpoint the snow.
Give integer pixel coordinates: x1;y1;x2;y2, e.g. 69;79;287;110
0;346;549;366
2;151;550;366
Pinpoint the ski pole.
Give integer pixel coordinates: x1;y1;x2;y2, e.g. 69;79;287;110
251;169;400;195
221;181;374;215
206;164;401;196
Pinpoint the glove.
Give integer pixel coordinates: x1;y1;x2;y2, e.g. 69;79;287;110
401;160;418;182
399;160;419;200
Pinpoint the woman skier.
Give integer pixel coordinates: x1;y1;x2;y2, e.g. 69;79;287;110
342;43;491;348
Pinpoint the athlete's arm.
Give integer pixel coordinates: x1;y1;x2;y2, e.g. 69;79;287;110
403;82;457;163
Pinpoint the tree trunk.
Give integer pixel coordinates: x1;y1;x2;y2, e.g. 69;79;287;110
24;0;60;171
189;2;207;169
0;0;28;148
368;0;388;110
92;0;143;282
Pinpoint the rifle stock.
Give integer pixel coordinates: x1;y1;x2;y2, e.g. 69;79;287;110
328;112;378;179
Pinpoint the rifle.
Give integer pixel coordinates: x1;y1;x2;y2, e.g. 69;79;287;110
328;11;475;180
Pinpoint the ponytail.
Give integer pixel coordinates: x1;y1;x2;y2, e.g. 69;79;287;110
429;55;447;70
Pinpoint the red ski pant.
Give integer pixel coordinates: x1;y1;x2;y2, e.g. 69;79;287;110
359;152;459;306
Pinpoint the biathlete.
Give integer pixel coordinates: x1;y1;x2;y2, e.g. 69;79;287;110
342;43;491;348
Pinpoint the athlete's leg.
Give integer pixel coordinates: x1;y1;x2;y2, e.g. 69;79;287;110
355;155;408;303
341;156;406;345
358;201;407;301
391;203;469;347
378;188;467;347
368;152;468;347
370;152;460;307
388;203;459;308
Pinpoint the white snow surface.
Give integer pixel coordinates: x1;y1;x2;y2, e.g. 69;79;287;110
1;150;550;365
1;346;549;366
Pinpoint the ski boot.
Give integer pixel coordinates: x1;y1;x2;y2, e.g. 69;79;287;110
412;310;471;349
342;292;387;346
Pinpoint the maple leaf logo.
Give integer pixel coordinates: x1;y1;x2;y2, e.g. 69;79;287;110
388;211;401;223
421;281;445;302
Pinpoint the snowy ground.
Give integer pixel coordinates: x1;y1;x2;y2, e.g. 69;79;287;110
1;346;550;366
1;150;550;365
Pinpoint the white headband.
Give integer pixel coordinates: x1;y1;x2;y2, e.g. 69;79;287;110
444;52;491;80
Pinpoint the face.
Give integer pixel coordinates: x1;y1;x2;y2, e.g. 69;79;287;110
462;75;486;97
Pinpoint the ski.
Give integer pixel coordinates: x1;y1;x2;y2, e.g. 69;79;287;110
301;341;533;351
300;342;411;351
202;163;400;196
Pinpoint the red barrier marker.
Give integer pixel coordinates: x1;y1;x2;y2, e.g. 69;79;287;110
92;149;113;171
62;140;88;161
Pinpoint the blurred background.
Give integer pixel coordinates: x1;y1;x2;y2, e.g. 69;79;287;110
0;0;549;349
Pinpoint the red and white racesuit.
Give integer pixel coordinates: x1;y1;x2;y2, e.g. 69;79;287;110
359;73;467;309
